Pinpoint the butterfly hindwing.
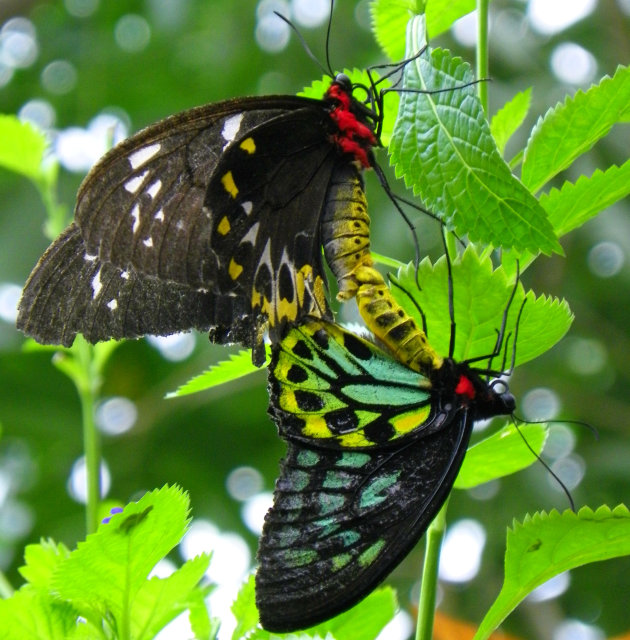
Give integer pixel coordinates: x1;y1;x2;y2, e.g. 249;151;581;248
258;321;474;631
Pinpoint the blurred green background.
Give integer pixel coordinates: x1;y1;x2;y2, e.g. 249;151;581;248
0;1;629;638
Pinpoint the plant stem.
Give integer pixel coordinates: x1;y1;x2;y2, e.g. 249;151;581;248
77;339;101;534
476;0;490;115
415;500;448;640
0;570;14;598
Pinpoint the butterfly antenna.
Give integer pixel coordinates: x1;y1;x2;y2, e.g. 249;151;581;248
440;229;457;358
512;417;576;511
273;11;330;78
389;274;428;337
324;0;335;77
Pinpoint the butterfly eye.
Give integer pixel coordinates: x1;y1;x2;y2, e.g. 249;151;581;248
334;72;352;89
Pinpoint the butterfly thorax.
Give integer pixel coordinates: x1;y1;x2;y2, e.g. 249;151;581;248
325;75;377;168
432;358;516;421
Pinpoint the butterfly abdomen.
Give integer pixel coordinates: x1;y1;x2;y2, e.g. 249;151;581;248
321;163;373;300
354;268;443;375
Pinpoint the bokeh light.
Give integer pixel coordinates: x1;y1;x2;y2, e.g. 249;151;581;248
95;397;138;436
528;571;571;602
67;456;111;503
587;241;625;278
527;0;597;35
521;387;561;421
550;42;597;85
114;14;151;53
439;519;486;583
147;332;196;361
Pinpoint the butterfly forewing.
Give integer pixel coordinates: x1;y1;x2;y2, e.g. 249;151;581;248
269;320;435;447
18;96;349;356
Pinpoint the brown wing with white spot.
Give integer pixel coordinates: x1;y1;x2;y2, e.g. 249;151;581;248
17;223;217;346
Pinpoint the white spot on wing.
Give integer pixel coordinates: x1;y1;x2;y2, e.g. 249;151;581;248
107;299;118;311
84;253;97;262
146;179;162;199
128;143;161;169
121;271;130;280
124;170;148;194
143;237;153;248
241;200;253;215
131;203;141;234
154;209;165;221
91;268;103;299
240;221;260;246
221;113;244;144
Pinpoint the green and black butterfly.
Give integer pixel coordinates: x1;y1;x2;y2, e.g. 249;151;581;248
256;312;516;631
17;72;386;365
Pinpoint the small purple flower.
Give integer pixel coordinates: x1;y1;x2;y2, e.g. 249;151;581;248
102;506;124;524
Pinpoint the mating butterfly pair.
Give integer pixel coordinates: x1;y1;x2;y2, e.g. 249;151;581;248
16;69;518;632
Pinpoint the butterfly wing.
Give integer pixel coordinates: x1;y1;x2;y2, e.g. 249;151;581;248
268;320;437;447
18;96;341;358
257;320;473;631
17;223;220;345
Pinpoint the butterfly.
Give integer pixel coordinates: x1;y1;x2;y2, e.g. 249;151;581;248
17;73;383;365
256;317;516;631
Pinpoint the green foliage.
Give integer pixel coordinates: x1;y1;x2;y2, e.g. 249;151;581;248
455;423;548;489
475;505;630;639
388;16;560;254
167;348;268;398
394;248;573;365
490;88;532;156
522;65;630;193
0;486;212;640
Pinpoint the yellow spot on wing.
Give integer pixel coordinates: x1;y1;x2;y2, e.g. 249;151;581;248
300;415;333;439
221;171;238;198
228;258;243;280
338;432;372;447
217;216;231;235
239;137;256;154
390;407;431;436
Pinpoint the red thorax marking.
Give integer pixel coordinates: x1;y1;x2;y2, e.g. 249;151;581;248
455;375;476;400
326;82;376;168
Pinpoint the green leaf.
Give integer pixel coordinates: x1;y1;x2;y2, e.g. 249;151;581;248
167;348;267;398
0;589;78;640
540;160;630;237
455;423;548;489
490;88;532;156
19;539;70;590
0;114;47;180
52;485;191;629
393;248;573;366
475;505;630;640
231;575;259;640
521;64;630;193
132;554;211;640
370;0;479;60
248;586;397;640
389;17;560;254
189;587;220;640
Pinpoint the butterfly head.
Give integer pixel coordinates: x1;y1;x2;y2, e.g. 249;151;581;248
438;360;516;421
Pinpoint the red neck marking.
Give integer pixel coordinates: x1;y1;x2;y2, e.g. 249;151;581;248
326;82;376;168
455;375;476;400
